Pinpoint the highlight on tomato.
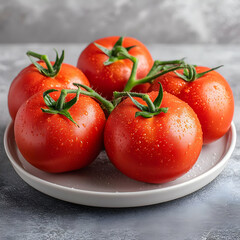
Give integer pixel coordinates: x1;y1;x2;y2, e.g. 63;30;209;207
14;86;106;173
8;50;90;120
104;84;203;184
149;64;234;144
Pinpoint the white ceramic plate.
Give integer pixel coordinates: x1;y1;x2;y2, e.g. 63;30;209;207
4;122;236;208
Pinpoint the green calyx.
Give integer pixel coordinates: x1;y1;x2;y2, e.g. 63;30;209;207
114;83;168;118
94;36;136;66
174;64;223;82
41;88;81;127
41;83;115;126
26;49;64;77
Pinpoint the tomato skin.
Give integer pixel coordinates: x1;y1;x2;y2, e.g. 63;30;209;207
8;62;90;120
14;90;106;173
104;91;203;184
77;36;153;100
149;66;234;144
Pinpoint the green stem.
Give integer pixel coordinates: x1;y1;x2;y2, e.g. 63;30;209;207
123;65;185;91
104;46;140;92
114;91;145;99
27;51;42;59
27;51;54;73
147;59;185;76
41;55;54;73
55;90;66;110
138;65;185;84
26;50;64;77
55;89;77;110
155;59;185;65
142;95;156;113
73;83;115;113
121;53;185;92
123;56;139;92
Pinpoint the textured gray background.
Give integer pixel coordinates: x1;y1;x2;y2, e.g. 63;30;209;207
1;0;240;44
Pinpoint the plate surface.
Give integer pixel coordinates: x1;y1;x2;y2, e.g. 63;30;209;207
4;122;236;208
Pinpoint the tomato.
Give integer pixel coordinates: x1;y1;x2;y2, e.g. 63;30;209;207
8;52;90;120
14;89;106;173
77;36;153;100
104;91;203;183
149;66;234;144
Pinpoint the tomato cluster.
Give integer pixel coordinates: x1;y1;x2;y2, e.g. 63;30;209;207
8;36;234;184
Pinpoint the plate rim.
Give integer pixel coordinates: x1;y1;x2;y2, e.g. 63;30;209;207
3;121;237;204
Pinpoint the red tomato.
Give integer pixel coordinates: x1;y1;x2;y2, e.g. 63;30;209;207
8;61;89;120
77;36;153;100
14;90;106;173
104;91;203;183
149;66;234;144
